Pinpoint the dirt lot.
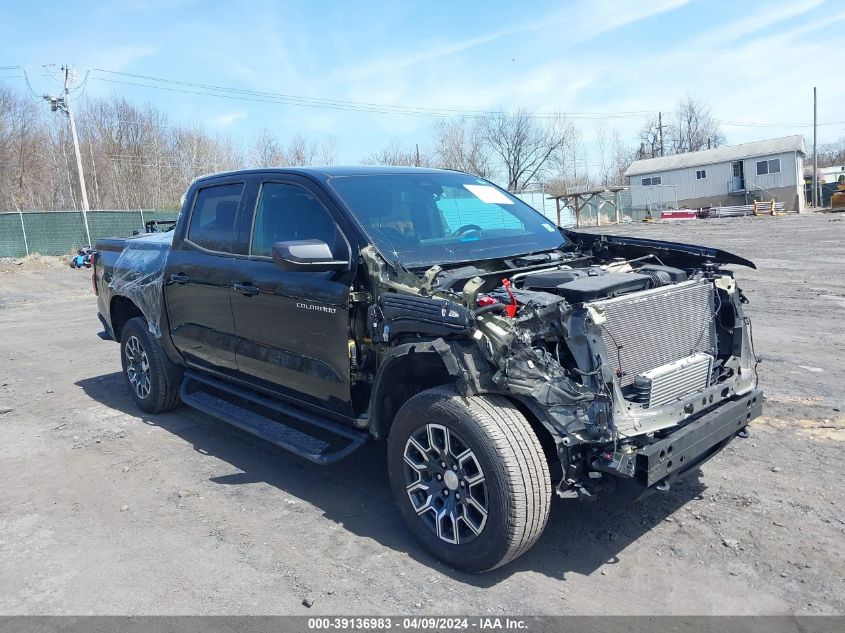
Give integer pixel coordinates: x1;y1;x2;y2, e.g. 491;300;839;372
0;212;843;615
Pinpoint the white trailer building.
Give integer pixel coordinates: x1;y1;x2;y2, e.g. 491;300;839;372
625;135;806;212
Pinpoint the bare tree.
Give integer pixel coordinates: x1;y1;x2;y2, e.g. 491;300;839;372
669;95;725;153
637;116;662;159
250;131;338;168
543;124;594;195
816;136;845;168
250;128;285;167
594;122;612;187
431;117;492;178
317;135;338;165
479;109;575;191
364;137;429;167
0;86;48;210
637;96;725;158
610;128;636;185
283;133;317;166
0;83;252;211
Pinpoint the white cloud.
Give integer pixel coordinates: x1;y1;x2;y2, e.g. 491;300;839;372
691;0;824;45
211;111;247;127
566;7;845;149
334;0;690;84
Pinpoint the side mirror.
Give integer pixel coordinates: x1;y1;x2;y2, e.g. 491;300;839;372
271;239;349;272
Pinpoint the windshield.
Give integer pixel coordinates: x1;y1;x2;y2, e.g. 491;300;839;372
328;172;567;268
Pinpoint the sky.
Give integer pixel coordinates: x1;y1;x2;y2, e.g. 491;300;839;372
1;0;843;172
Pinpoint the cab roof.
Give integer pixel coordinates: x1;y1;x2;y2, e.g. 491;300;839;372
193;165;459;185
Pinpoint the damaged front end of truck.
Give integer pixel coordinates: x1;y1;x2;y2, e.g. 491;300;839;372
358;231;762;502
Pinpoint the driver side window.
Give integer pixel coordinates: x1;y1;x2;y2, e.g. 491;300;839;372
250;182;340;257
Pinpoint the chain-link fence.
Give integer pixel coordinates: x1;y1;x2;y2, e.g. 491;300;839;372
515;188;651;227
0;210;179;258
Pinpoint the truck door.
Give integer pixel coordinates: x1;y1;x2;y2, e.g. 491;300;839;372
229;178;356;418
163;181;244;372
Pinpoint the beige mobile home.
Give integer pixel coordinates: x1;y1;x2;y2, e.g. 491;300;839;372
625;135;805;212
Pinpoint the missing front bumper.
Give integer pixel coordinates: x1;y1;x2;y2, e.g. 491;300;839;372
634;388;763;488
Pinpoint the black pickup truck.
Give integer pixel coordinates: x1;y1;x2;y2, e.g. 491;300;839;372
94;166;762;572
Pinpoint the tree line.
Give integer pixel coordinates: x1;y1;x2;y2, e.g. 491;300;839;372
2;82;837;213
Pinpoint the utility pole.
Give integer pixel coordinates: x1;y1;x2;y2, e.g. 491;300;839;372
415;143;421;167
658;111;665;157
812;87;818;209
43;65;91;246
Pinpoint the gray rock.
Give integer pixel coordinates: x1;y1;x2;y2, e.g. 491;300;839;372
722;538;740;549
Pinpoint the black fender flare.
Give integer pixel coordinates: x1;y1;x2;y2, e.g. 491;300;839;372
367;338;493;439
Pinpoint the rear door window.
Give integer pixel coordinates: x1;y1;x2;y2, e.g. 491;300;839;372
187;183;244;253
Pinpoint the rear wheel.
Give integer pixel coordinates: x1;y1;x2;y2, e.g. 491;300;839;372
387;386;551;572
120;317;183;414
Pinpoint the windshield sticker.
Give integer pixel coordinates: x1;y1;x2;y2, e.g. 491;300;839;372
463;184;514;205
541;223;556;232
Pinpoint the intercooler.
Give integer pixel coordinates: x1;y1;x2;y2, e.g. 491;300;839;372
588;280;717;402
630;353;713;408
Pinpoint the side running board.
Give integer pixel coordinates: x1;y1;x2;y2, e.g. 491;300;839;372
180;371;367;464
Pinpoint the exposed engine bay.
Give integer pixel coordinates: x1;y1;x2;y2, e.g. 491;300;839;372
354;229;760;500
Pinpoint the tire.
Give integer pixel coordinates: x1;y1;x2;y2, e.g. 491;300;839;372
387;386;551;572
120;317;183;414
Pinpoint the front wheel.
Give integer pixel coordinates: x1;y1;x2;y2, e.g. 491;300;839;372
387;386;551;572
120;317;183;414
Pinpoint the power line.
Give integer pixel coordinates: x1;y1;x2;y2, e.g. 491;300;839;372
90;69;845;129
21;68;43;103
717;118;845;129
93;68;490;116
89;68;659;120
8;64;845;130
93;76;463;118
68;69;91;97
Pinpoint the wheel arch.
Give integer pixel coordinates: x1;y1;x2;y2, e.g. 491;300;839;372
110;295;144;342
367;338;563;475
368;342;456;441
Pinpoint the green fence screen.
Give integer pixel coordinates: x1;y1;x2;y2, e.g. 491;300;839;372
0;210;180;258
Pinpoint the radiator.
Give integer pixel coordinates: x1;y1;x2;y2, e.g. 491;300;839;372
588;280;717;389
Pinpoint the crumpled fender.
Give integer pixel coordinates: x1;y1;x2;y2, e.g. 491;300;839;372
366;339;498;439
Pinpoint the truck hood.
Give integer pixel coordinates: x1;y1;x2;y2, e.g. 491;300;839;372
563;229;756;270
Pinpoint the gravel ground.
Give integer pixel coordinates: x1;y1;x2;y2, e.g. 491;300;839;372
0;212;843;615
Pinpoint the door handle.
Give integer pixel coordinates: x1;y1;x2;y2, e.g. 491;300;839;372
170;273;190;284
233;282;260;296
